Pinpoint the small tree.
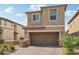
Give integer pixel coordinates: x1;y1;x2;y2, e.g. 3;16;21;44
62;34;77;55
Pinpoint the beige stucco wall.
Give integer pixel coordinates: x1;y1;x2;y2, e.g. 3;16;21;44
17;25;25;40
41;6;65;26
0;19;24;41
27;6;65;27
2;28;14;41
26;26;64;32
68;14;79;34
1;20;14;41
1;19;14;30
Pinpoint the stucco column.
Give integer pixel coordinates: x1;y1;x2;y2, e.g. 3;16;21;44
59;31;62;46
26;32;31;45
24;30;30;40
26;32;29;40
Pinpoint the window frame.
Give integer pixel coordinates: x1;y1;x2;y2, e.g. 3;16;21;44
49;8;58;21
32;13;40;22
4;20;7;25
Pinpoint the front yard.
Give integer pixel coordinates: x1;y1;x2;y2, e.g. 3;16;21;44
1;43;79;55
1;33;79;55
10;46;63;55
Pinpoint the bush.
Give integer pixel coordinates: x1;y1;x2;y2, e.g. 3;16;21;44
62;35;77;47
62;34;77;55
66;48;74;55
0;43;15;55
0;39;4;44
0;50;4;55
9;44;15;50
74;36;79;46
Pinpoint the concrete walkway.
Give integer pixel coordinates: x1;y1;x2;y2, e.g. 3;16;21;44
10;46;63;55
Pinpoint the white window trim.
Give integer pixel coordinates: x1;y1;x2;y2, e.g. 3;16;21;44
32;13;40;22
49;8;58;21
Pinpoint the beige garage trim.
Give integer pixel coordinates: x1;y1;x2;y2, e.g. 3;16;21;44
26;30;61;46
26;30;61;40
30;32;59;46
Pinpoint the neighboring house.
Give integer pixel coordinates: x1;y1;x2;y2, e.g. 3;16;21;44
0;17;24;42
24;5;67;46
68;10;79;36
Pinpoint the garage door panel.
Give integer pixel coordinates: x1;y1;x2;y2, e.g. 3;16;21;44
31;32;59;45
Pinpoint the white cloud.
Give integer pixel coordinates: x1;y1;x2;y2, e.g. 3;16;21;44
0;16;8;19
65;6;79;18
29;4;47;11
4;7;15;13
22;15;27;26
65;10;76;17
15;13;24;17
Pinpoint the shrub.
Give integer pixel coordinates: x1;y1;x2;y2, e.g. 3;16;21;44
0;39;4;44
74;36;79;46
62;34;77;55
66;48;74;55
0;49;4;55
9;44;15;50
62;35;76;47
0;43;15;55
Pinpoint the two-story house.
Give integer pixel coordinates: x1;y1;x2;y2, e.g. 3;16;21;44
24;5;67;46
0;17;24;42
68;10;79;36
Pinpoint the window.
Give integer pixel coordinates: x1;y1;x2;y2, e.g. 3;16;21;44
4;20;7;25
33;14;40;21
50;9;57;20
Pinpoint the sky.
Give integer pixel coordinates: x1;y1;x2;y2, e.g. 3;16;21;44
0;4;79;31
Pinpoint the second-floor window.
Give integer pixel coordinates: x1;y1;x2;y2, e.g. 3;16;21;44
33;14;40;22
50;9;57;20
4;20;7;25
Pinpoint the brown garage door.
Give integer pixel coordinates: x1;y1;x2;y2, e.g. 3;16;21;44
30;32;59;46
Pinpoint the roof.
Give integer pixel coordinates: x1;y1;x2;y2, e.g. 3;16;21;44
68;10;79;24
25;11;41;14
0;17;24;27
41;4;67;10
25;4;67;14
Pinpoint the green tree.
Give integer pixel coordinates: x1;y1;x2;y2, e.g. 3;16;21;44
62;34;77;55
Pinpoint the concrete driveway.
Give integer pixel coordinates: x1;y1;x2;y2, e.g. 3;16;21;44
10;46;63;55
